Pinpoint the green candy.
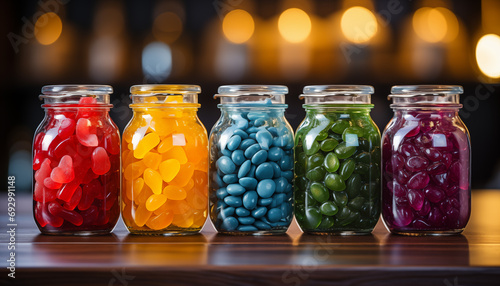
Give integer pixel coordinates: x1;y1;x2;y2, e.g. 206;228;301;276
339;159;355;180
320;138;339;152
303;140;320;155
342;126;364;141
304;207;322;229
318;216;335;229
346;174;362;199
331;120;350;134
334;142;356;159
320;201;339;216
306;166;326;181
348;196;365;211
332;191;348;207
324;173;346;192
354;152;371;164
323;153;340;172
310;182;329;203
306;153;325;171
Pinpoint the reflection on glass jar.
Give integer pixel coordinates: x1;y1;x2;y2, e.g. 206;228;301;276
382;85;471;236
122;85;208;235
209;85;294;235
33;85;120;235
294;85;381;235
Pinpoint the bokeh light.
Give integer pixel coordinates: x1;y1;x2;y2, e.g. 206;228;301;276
412;7;448;43
436;7;459;43
142;42;172;82
34;12;63;45
222;9;255;44
340;6;378;44
153;12;183;43
476;34;500;78
278;8;311;43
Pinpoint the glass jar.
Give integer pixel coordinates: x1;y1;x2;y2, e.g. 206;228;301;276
122;85;208;235
382;85;471;235
33;85;120;235
294;85;381;235
209;85;294;234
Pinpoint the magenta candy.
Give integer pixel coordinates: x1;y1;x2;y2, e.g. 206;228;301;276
405;156;429;172
408;189;424;211
407;172;429;189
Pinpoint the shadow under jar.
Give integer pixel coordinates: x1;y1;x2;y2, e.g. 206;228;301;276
122;85;208;235
382;85;471;236
209;85;294;235
294;85;381;235
33;85;120;235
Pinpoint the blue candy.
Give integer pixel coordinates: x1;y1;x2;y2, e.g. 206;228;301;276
251;207;268;218
274;177;288;193
227;135;242;151
237;225;258;231
279;155;293;170
224;195;242;207
216;188;228;199
231;150;245;166
281;170;294;182
244;143;261;159
239;177;258;190
226;184;246;196
257;179;276;199
223;174;238;184
267;147;283;161
254;118;266;127
269;162;281;179
222;216;239;231
233;129;249;139
242;190;258;210
221;207;235;218
217;156;236;174
251;150;268;165
258;198;273;206
254;220;272;230
255;163;274;180
256;130;273;150
238;160;252;178
235;207;251;216
238;216;256;225
267;208;282;222
240;138;256;150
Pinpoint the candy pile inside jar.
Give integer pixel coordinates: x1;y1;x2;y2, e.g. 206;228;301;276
33;96;120;231
382;110;470;230
121;95;208;233
210;98;294;233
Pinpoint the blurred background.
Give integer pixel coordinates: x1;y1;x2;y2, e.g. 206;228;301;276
1;0;500;193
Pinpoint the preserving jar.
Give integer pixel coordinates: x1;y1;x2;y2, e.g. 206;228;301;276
33;85;120;235
209;85;294;234
122;85;208;235
294;85;381;235
382;85;471;235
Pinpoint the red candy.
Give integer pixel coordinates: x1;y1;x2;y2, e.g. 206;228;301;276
91;147;111;175
50;155;75;184
76;118;98;147
33;95;120;234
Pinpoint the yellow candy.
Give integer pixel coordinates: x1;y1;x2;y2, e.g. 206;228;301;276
157;136;174;153
146;212;174;230
159;159;180;182
170;162;194;187
143;168;163;194
165;200;190;214
163;185;187;200
124;161;146;181
187;188;208;210
172;211;194;228
150;118;176;137
125;177;144;201
134;203;152;227
165;95;182;103
143;152;162;170
192;210;207;228
184;179;195;191
145;194;168;211
134;132;160;159
163;146;187;164
137;184;153;205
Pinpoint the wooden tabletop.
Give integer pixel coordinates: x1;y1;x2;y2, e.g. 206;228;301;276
1;190;500;286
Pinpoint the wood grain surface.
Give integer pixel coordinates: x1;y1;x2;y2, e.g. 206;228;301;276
1;190;500;285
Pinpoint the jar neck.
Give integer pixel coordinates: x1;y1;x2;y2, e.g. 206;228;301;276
43;105;111;113
393;108;459;118
304;104;373;114
219;104;287;114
